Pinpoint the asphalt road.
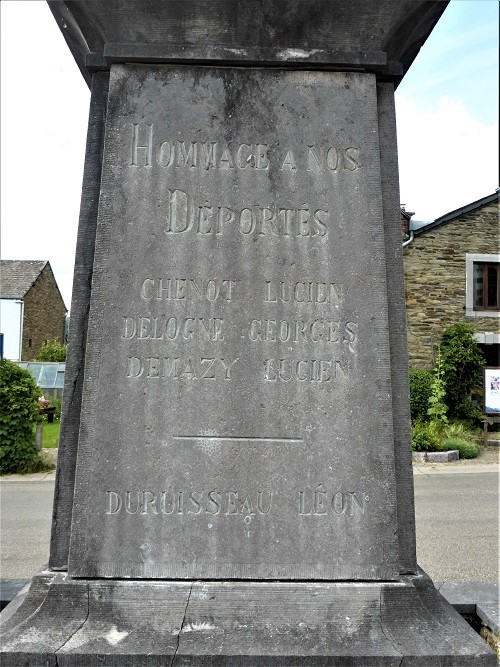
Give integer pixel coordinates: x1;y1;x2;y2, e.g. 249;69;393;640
414;470;498;582
1;470;498;582
1;478;55;580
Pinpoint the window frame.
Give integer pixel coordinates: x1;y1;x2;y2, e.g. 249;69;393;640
466;253;500;318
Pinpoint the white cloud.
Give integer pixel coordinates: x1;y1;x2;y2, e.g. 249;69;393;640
396;95;498;221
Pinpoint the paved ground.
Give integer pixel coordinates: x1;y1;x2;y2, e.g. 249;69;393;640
1;474;54;579
414;469;499;581
1;462;499;583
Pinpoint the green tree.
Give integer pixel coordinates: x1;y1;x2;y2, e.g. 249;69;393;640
0;359;41;474
37;339;67;362
438;323;485;421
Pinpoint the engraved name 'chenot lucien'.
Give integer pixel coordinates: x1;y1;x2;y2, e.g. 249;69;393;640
141;278;238;302
128;123;360;173
138;278;343;305
105;489;366;516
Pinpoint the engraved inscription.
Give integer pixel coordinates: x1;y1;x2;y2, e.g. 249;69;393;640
307;145;360;172
122;316;224;341
130;125;270;171
163;189;328;238
104;488;366;518
249;320;357;345
128;123;360;174
264;280;343;304
263;358;349;382
121;278;357;384
298;487;367;515
141;278;238;302
127;356;238;380
106;490;273;515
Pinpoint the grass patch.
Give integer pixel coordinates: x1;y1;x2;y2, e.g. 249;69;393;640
35;421;60;449
20;455;55;473
441;437;480;459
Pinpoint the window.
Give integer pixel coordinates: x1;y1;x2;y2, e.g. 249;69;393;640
473;263;499;310
17;361;65;390
466;254;500;317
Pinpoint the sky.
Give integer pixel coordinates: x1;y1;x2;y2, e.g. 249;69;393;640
1;1;498;310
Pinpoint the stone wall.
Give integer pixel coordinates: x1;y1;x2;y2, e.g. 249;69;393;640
403;201;498;369
22;264;67;360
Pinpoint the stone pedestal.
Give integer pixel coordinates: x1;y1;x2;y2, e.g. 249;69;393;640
1;571;495;665
1;1;495;664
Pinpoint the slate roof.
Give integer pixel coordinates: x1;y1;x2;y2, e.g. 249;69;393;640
414;191;499;237
0;260;49;299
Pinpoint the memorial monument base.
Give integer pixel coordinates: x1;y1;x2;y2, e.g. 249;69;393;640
1;569;495;665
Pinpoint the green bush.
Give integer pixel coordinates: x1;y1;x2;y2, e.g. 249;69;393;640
439;324;484;422
412;417;482;457
37;339;67;362
0;359;49;474
441;437;480;459
409;369;433;421
443;422;479;441
50;396;62;420
411;422;441;451
427;351;448;425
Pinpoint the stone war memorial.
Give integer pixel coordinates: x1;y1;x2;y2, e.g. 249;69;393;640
1;1;496;664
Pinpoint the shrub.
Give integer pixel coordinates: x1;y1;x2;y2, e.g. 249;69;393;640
443;422;480;442
409;369;433;421
0;359;48;474
441;437;480;459
50;396;62;420
427;351;448;426
411;422;441;451
439;324;484;422
37;339;67;362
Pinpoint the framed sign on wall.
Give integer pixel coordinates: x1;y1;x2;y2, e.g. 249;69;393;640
484;367;500;414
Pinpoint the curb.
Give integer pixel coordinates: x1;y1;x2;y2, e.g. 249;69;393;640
2;464;499;481
413;450;459;463
412;463;499;475
1;471;56;482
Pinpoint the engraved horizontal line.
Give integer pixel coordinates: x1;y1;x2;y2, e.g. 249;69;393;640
174;436;303;444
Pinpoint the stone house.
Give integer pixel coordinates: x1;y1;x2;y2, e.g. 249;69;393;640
402;191;499;369
0;260;67;361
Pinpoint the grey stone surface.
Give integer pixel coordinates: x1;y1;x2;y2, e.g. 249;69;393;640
477;604;500;635
427;450;460;462
377;80;417;574
70;64;401;581
412;450;460;462
438;581;500;615
0;581;28;612
1;570;495;665
48;1;449;87
50;71;109;570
